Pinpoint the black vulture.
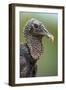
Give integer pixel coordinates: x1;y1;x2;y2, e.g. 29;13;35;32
20;18;54;77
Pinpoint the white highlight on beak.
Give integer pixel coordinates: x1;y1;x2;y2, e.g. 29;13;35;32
48;34;54;42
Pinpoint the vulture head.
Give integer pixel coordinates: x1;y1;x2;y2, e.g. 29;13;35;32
24;18;54;60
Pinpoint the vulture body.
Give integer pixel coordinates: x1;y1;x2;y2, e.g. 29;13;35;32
20;18;54;77
20;43;37;77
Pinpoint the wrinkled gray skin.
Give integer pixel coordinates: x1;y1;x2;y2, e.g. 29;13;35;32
20;18;52;77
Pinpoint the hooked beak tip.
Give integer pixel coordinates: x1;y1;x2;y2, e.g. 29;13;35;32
48;34;54;42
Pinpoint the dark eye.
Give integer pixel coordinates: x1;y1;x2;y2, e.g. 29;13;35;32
34;24;38;28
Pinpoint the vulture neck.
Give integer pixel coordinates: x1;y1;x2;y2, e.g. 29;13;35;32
27;35;43;60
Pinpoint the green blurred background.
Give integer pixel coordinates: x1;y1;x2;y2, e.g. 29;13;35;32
20;12;58;77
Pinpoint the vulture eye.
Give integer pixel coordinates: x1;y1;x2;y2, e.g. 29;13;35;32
34;24;38;28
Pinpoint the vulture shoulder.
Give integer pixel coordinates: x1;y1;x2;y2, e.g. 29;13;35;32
20;43;37;77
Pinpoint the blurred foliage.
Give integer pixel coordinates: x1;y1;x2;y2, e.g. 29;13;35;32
20;12;58;77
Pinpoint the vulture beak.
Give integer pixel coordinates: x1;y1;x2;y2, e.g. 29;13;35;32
47;33;54;42
42;27;54;42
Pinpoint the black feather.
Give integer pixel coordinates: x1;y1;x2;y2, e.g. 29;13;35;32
20;43;37;77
